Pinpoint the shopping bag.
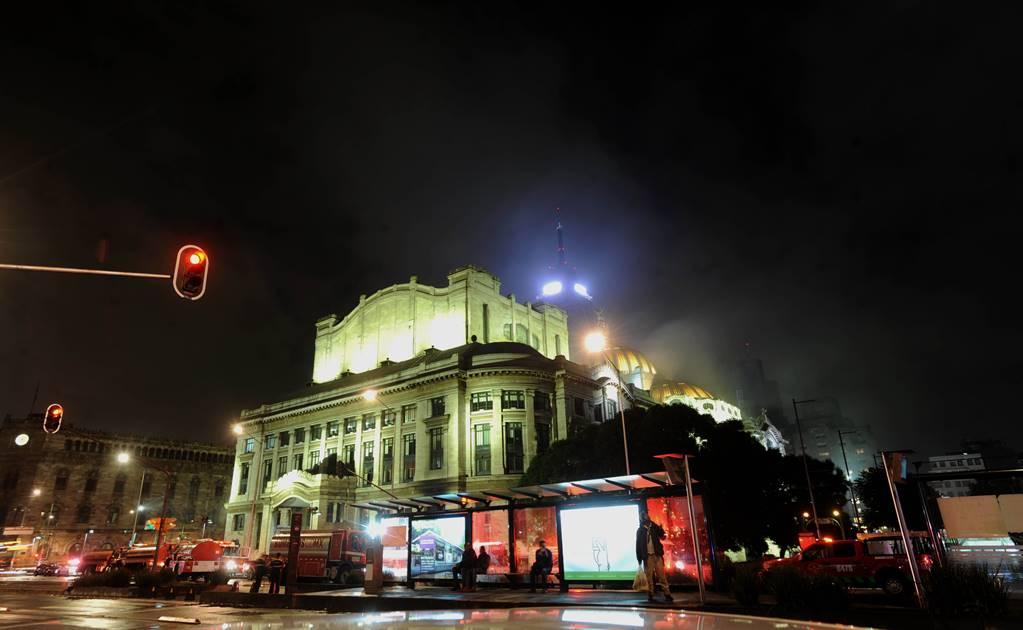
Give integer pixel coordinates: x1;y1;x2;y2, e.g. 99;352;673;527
632;566;648;592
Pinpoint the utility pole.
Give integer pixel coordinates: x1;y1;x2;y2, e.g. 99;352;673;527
129;470;147;546
792;399;821;539
837;430;862;525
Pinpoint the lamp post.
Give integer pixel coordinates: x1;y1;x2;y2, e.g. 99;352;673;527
837;430;862;525
584;331;631;476
118;452;174;570
791;399;821;540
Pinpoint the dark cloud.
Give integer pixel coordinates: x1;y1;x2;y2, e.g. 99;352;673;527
1;2;1020;453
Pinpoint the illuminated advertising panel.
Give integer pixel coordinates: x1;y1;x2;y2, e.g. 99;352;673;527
559;503;640;580
645;496;713;584
380;516;409;582
471;510;510;575
410;516;465;579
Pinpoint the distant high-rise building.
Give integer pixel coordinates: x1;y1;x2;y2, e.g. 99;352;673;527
734;354;789;434
926;452;985;497
795;397;876;482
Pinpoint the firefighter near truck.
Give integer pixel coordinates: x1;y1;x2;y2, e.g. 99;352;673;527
269;529;368;584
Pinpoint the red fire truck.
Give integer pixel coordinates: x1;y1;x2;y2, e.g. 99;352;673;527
171;540;237;580
763;533;935;597
269;529;368;584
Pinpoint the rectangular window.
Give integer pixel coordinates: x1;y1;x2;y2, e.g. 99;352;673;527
362;414;377;430
326;503;334;523
327;421;339;437
430;397;446;417
327;447;337;459
262;459;273;485
534;391;551;412
311;425;322;440
294;428;306;444
238;463;250;495
573;397;585;416
277;456;287;478
401;404;417;424
344;417;357;434
381;438;394;484
471;392;493;412
264;434;276;450
243;438;255;453
607;399;617;418
279;431;291;447
429;428;444;470
293;453;304;471
232;514;245;531
363;442;375;485
536;422;551;455
402;434;416;482
505;423;524;474
482;304;490;343
474;424;491;475
502;390;525;410
342;444;355;471
309;450;322;467
382;410;397;427
595;403;604;423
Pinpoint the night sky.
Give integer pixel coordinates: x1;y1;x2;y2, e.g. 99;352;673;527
2;3;1020;454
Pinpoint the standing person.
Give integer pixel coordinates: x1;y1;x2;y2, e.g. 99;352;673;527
249;555;267;593
476;546;491;577
460;546;478;592
267;553;284;595
635;514;673;603
528;539;554;593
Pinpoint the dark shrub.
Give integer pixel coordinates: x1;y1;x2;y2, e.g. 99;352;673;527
133;568;176;590
731;566;760;607
766;566;849;620
926;564;1007;618
73;568;133;588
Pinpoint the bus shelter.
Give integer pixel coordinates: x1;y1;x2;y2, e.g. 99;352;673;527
352;471;714;590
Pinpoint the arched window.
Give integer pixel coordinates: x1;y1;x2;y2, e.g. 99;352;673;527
516;323;528;344
84;470;99;493
113;473;127;496
100;542;113;550
503;323;513;341
75;504;91;524
188;477;201;502
54;468;69;492
67;542;81;555
106;507;120;525
214;481;225;498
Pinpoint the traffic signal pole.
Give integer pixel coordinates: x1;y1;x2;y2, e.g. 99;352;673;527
0;263;170;279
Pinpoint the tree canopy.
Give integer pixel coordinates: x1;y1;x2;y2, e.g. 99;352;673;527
521;404;849;557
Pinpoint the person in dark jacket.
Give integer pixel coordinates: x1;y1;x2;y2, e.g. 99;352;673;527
476;546;491;576
249;555;268;593
452;546;478;592
267;553;284;595
528;539;554;593
635;514;672;602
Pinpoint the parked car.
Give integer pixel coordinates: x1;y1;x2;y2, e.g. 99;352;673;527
34;562;65;576
763;533;935;597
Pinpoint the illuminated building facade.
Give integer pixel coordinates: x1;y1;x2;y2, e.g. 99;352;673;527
228;269;604;556
312;266;571;382
0;415;232;567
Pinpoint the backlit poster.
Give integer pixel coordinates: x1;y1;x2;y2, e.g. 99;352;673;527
559;503;640;580
410;516;465;578
645;496;713;584
471;510;510;575
380;516;408;582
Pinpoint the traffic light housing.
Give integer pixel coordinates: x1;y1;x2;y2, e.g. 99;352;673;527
172;245;209;300
43;403;64;434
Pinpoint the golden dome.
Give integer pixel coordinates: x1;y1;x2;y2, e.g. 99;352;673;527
606;347;657;391
651;382;714;403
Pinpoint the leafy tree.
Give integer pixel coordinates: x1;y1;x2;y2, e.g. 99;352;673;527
853;466;935;531
521;404;849;558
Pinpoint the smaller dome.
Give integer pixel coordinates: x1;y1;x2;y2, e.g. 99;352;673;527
651;382;714;403
605;347;657;391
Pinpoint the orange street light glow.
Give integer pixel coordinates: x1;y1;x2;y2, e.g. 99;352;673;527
232;424;243;435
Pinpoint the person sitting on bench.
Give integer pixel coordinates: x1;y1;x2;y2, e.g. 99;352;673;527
528;539;554;593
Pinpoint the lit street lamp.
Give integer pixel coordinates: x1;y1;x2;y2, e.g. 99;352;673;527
32;488;41;497
584;330;631;476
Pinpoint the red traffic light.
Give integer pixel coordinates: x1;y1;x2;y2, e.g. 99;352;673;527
43;403;64;434
172;245;209;300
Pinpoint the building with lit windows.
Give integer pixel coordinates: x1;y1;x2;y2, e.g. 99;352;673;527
0;415;233;568
227;267;606;556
